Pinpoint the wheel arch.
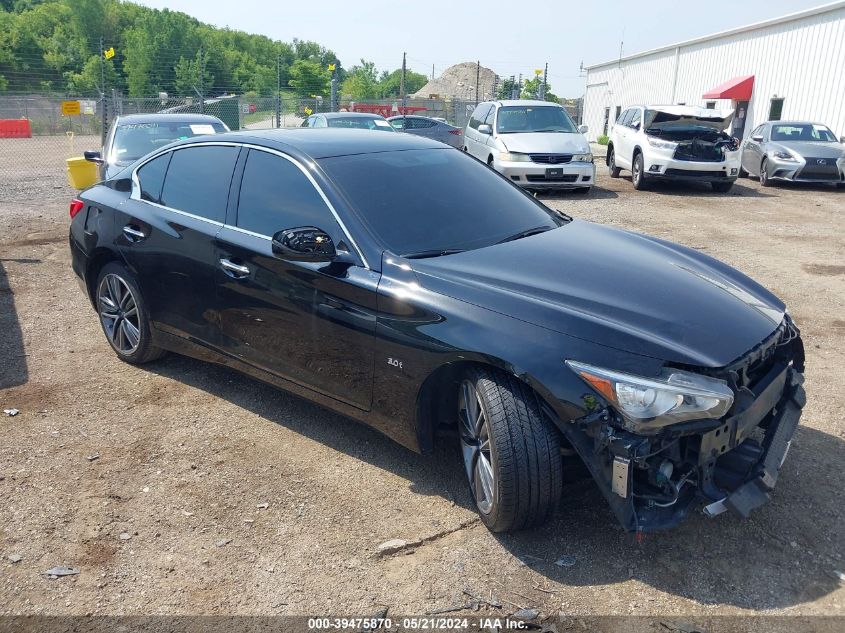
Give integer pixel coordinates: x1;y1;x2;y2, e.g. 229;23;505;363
414;356;561;454
605;142;614;165
84;247;125;308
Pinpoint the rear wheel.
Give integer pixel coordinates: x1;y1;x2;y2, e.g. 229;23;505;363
632;152;648;190
457;367;562;532
96;262;165;365
759;159;772;187
711;180;734;193
607;147;621;178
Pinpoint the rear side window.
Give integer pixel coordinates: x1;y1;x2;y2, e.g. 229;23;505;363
616;109;630;125
137;152;171;204
160;146;239;222
236;149;340;238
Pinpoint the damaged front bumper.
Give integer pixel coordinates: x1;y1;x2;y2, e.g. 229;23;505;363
559;320;806;532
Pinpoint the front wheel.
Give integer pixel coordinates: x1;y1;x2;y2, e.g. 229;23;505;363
96;262;165;365
711;180;734;193
458;367;562;532
608;147;621;178
760;159;772;187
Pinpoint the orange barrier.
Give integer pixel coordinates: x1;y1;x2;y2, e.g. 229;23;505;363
0;119;33;138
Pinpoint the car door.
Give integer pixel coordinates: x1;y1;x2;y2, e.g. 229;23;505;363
619;107;642;168
465;103;492;158
115;143;240;345
743;124;766;175
611;109;632;168
214;147;379;410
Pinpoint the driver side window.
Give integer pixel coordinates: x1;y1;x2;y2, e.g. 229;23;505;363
629;108;642;130
236;149;341;240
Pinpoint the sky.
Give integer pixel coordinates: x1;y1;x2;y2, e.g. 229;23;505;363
135;0;829;97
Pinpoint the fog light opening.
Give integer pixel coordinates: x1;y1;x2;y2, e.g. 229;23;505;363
649;165;662;173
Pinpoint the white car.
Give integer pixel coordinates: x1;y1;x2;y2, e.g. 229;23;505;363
606;105;741;193
464;100;595;192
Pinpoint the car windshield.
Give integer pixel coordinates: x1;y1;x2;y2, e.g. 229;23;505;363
496;106;577;134
327;117;395;131
770;124;837;142
319;148;568;256
111;121;227;162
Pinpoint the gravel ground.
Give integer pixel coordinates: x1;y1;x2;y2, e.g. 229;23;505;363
1;156;844;622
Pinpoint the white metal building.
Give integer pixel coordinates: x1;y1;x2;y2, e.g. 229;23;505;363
582;1;845;142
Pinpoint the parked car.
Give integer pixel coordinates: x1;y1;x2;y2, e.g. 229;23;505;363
69;129;805;534
301;112;395;131
84;113;229;179
740;121;845;188
387;115;463;148
463;100;595;192
607;105;741;192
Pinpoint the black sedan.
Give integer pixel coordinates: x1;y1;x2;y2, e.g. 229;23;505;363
69;129;805;533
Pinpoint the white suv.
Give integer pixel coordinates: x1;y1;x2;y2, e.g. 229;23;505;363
607;105;741;192
464;100;595;192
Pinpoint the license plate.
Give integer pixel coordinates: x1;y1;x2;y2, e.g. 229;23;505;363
546;168;563;178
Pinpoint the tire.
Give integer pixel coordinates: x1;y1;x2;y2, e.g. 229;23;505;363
738;165;748;178
607;147;621;178
759;159;772;187
95;262;165;365
487;155;495;168
457;367;562;533
711;180;734;193
632;152;648;190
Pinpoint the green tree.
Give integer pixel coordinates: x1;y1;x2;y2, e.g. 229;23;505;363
288;58;329;98
174;51;214;96
341;59;378;100
377;68;426;98
521;75;558;102
64;54;117;95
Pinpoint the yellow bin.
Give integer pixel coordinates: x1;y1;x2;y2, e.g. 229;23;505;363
66;156;99;190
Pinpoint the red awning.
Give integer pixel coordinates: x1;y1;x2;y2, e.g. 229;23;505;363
703;75;754;101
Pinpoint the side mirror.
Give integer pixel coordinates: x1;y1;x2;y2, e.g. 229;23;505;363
272;227;337;263
631;123;640;132
477;123;492;135
578;124;588;135
752;135;764;142
84;150;104;164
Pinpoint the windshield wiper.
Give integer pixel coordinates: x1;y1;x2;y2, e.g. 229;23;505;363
401;248;466;259
496;225;554;244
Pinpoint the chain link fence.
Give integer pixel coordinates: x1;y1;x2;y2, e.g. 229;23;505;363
0;92;483;203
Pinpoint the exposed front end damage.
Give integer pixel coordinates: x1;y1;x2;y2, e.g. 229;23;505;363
560;317;805;532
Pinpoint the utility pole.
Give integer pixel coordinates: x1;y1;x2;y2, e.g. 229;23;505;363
431;64;435;81
276;55;281;128
475;60;480;105
400;52;407;113
540;62;548;101
99;36;107;146
198;46;205;114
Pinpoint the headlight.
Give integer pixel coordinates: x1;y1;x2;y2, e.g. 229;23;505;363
773;150;796;161
499;152;532;162
572;153;593;162
646;136;678;151
566;361;734;432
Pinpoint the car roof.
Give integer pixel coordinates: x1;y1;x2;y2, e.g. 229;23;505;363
495;100;562;108
115;113;225;125
169;128;445;159
766;120;829;127
318;112;386;119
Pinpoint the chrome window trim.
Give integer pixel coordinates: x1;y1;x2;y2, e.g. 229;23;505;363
130;141;370;269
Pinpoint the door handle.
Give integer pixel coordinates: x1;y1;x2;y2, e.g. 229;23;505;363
219;258;250;278
122;225;146;241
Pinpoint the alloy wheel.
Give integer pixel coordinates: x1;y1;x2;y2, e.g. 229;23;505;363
97;273;141;355
458;379;495;514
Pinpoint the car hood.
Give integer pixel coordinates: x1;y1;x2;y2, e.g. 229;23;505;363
771;141;845;159
645;106;734;132
410;221;785;368
498;132;589;155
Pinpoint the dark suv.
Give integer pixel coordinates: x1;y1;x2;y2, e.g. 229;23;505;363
69;129;805;534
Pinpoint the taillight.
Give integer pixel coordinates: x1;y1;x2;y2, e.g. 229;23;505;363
69;198;85;219
449;129;463;135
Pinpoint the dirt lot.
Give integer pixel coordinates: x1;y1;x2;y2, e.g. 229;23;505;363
1;154;844;623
